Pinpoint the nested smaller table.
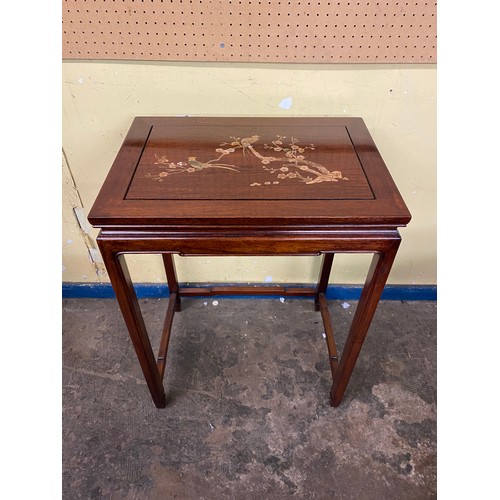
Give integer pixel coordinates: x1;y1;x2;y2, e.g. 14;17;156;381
88;116;411;408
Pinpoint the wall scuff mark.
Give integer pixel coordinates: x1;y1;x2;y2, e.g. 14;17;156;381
278;97;293;110
63;149;106;280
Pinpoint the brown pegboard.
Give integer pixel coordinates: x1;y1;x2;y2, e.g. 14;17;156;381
62;0;436;63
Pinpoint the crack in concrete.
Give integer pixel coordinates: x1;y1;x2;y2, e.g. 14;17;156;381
63;365;146;385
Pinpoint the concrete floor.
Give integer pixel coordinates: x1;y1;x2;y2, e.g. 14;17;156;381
62;296;436;499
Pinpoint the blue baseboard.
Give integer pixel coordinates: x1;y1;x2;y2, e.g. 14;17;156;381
62;282;436;301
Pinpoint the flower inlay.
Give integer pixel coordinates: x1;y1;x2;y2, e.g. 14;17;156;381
146;135;349;185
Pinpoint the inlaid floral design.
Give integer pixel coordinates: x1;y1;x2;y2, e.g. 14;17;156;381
146;135;349;185
145;151;240;182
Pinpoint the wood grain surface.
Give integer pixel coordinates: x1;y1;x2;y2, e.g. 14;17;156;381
88;116;411;227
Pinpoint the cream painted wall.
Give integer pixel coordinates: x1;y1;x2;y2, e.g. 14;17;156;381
62;61;436;286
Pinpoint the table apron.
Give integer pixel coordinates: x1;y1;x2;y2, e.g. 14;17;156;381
97;232;401;256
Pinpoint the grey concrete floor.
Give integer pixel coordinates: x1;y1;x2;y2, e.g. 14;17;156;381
62;297;436;499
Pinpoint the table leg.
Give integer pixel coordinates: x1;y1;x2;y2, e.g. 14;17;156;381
330;243;399;407
162;254;181;311
315;253;335;311
99;245;167;408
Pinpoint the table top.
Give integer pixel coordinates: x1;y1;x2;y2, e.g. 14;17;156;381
88;116;411;228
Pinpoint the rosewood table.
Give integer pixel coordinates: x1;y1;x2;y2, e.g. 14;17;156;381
88;116;411;408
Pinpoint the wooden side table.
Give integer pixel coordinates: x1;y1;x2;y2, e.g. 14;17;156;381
88;116;411;408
